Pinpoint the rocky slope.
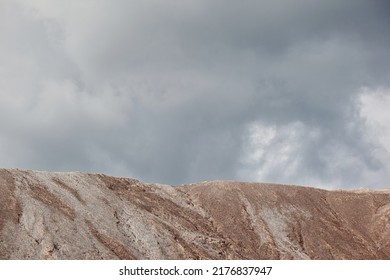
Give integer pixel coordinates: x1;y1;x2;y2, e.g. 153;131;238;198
0;168;390;259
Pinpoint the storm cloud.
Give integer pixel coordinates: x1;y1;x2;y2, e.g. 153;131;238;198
1;0;390;188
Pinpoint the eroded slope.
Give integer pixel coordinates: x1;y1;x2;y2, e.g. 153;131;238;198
0;169;389;259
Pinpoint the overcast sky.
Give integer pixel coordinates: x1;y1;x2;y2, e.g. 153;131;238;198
1;0;390;189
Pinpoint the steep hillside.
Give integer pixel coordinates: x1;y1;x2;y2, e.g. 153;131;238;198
1;169;389;259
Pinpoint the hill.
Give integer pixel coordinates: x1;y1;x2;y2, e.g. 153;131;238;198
1;169;389;259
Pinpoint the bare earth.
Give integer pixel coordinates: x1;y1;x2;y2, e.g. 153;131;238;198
1;168;389;260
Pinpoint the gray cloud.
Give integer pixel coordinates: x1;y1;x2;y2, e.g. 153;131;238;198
1;0;390;188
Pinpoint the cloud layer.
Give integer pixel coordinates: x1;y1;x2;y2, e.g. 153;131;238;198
1;0;390;188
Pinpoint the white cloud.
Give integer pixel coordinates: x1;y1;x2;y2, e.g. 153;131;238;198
239;122;324;187
359;88;390;153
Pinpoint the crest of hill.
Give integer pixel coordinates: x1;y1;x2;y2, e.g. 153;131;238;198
1;168;390;259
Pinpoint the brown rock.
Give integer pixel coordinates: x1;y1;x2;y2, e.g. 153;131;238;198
0;169;389;259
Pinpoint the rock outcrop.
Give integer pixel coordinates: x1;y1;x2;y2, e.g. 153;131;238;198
1;169;389;259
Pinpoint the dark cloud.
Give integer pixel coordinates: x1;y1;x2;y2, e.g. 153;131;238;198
1;0;390;188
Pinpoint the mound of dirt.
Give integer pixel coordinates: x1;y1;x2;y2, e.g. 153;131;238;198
1;169;389;259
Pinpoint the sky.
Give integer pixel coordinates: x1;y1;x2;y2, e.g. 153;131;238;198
1;0;390;189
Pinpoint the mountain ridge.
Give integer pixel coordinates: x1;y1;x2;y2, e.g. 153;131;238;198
1;168;389;259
